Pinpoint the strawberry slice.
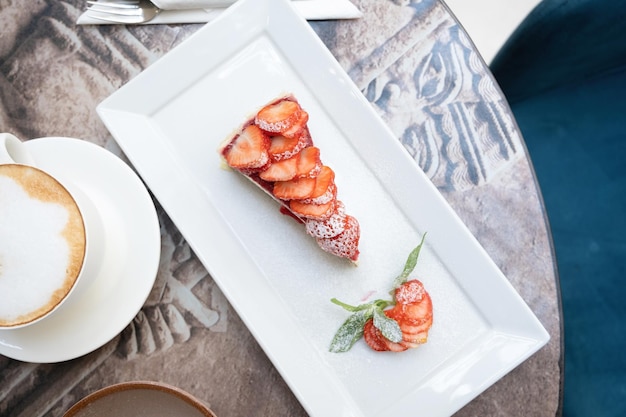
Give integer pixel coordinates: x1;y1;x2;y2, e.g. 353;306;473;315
259;156;297;182
308;166;335;199
281;109;309;138
386;304;432;335
304;200;346;238
399;336;427;349
400;321;431;347
364;317;418;351
394;280;427;305
300;183;336;205
272;176;316;200
316;215;360;262
400;315;433;338
255;99;302;133
397;292;433;324
223;124;270;170
382;337;410;352
296;146;322;178
369;316;408;352
363;319;390;352
268;131;310;162
289;198;335;221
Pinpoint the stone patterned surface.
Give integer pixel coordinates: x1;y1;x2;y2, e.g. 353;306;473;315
0;0;561;416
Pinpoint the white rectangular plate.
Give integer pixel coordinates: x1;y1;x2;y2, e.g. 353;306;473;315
97;0;549;415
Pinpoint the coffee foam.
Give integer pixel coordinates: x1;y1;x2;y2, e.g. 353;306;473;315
0;164;86;327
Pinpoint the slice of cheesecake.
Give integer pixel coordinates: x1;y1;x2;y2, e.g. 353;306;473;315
219;95;360;263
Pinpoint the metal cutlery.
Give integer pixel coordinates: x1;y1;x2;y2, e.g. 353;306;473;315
86;0;161;24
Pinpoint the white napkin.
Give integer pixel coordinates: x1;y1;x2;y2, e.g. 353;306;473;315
77;0;362;24
151;0;234;9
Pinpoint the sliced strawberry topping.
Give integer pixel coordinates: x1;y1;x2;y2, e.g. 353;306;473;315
259;155;297;182
363;319;390;351
255;99;302;133
300;183;336;205
386;304;432;335
400;324;431;346
268;131;310;162
304;201;346;239
296;146;322;178
395;280;426;305
364;303;430;352
396;291;433;323
384;305;404;323
272;176;316;200
309;166;335;199
316;215;360;262
223;124;270;170
399;338;426;349
281;109;309;138
401;315;433;339
290;199;335;221
382;335;409;352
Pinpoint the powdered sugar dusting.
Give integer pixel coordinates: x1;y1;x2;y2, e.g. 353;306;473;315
305;201;347;239
316;215;360;261
269;131;309;162
395;280;425;304
255;100;302;133
301;183;336;205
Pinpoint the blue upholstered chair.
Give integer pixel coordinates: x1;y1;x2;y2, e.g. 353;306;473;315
490;1;626;415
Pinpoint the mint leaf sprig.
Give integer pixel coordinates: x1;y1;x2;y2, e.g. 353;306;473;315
329;298;398;353
391;233;427;291
329;234;427;353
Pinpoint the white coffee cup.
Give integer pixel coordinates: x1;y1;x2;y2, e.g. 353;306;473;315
0;133;104;329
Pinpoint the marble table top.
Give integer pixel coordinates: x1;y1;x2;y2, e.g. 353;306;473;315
0;0;561;416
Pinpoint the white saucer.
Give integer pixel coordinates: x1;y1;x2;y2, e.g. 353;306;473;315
0;137;160;363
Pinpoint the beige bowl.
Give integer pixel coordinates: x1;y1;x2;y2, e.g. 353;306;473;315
63;381;217;417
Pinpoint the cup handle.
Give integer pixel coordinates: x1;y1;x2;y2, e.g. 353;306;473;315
0;133;35;165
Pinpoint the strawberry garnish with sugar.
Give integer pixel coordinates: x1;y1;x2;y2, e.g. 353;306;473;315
219;95;360;263
329;236;433;353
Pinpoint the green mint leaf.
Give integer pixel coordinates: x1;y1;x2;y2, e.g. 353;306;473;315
392;233;427;290
331;298;393;314
373;299;394;310
329;310;371;353
373;307;402;343
330;298;368;313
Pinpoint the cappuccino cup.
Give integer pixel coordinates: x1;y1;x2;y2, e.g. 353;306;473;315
0;133;103;329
